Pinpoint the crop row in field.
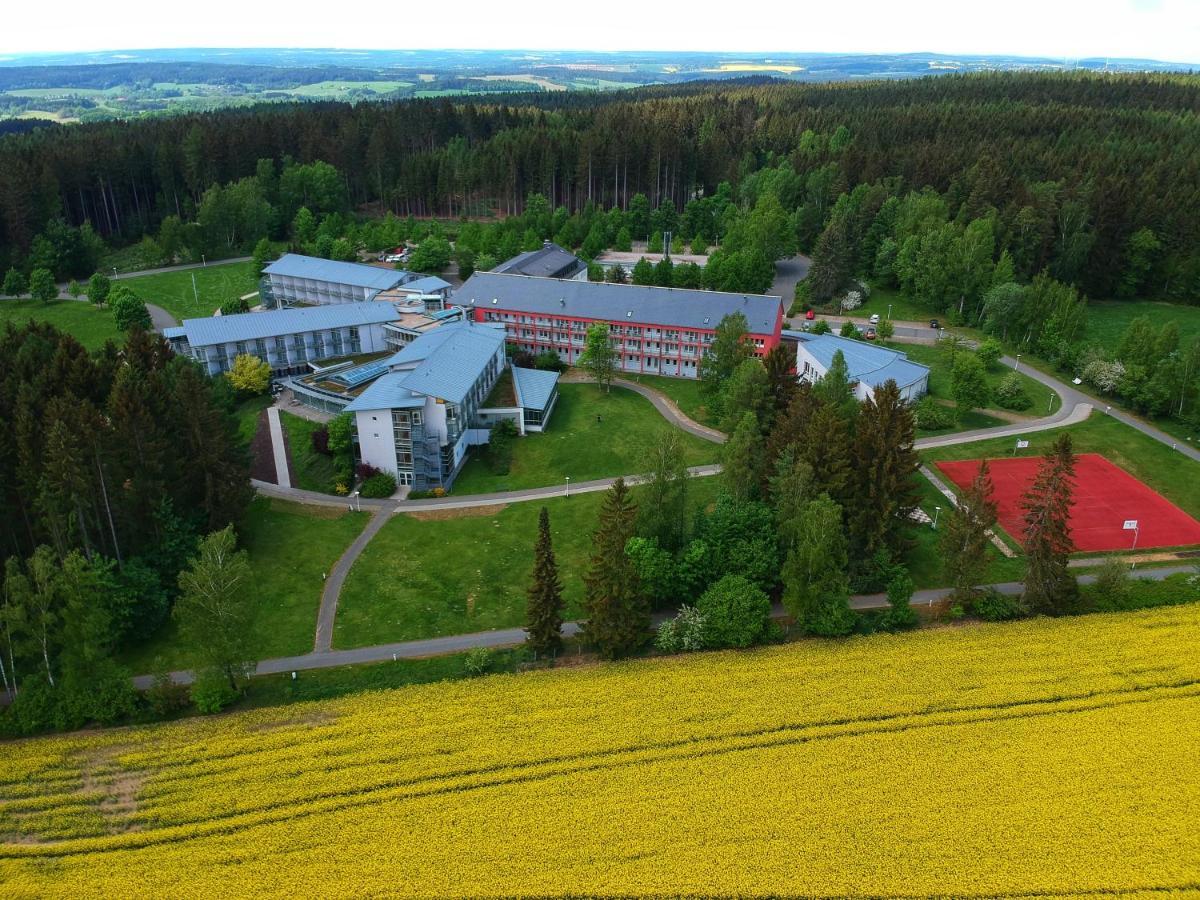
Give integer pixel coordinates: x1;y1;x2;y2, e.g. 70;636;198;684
2;604;1199;897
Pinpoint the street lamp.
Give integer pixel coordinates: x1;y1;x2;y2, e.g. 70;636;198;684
565;476;570;497
1014;354;1021;372
351;490;361;512
932;506;942;530
111;266;118;279
887;303;892;321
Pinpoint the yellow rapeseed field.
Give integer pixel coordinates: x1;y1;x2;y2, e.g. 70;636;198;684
2;605;1200;897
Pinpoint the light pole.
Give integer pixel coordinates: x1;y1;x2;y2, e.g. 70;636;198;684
1014;354;1021;372
351;490;361;512
1049;392;1055;413
111;266;118;279
932;506;942;530
887;303;892;321
565;476;570;497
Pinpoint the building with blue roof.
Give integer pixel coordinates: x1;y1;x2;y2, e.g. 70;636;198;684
167;302;404;377
262;253;417;308
344;321;560;491
788;331;930;402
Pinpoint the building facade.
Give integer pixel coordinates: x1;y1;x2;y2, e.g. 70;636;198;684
460;272;784;379
261;254;417;308
164;303;403;377
789;331;930;402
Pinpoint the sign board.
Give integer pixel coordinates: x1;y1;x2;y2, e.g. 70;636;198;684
1123;520;1139;530
1016;440;1030;449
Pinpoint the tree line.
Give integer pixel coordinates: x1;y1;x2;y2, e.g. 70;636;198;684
2;72;1198;300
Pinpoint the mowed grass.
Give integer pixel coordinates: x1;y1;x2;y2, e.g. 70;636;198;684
120;260;260;320
0;299;121;349
280;412;338;493
899;342;1061;416
920;413;1200;521
626;372;722;428
335;477;720;648
121;499;368;672
451;383;719;494
4;605;1199;896
1083;299;1200;356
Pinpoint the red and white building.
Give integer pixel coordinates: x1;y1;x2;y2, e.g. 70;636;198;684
459;272;784;378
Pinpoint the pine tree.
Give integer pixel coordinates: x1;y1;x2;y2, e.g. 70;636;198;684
637;430;690;553
525;507;564;658
764;343;798;419
1021;434;1079;615
811;350;858;421
800;402;852;506
765;383;816;479
849;381;921;561
722;412;765;501
582;478;646;659
719;359;772;435
940;458;998;603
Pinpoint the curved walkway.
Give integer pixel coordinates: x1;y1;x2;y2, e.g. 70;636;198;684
559;375;725;443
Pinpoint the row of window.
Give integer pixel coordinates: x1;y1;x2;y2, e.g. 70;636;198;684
483;311;717;343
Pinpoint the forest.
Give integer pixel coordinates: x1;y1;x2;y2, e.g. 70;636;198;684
1;72;1199;300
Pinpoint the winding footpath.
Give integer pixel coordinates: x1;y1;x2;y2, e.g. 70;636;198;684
153;336;1200;687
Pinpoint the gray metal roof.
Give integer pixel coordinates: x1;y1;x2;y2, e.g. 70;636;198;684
385;320;465;367
461;272;783;334
494;244;587;279
792;332;930;390
264;254;411;290
180;302;401;347
511;366;560;412
396;323;506;405
343;373;425;413
162;326;186;340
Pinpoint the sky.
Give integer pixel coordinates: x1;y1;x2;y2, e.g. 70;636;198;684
3;0;1200;63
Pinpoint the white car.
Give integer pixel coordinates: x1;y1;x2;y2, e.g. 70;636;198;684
868;313;880;325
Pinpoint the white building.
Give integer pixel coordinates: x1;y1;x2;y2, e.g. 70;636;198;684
262;254;417;307
343;322;559;491
164;302;403;377
790;331;930;402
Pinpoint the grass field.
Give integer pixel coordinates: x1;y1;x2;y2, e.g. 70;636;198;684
624;373;721;428
451;383;719;494
920;413;1200;522
335;477;721;648
1083;299;1200;356
4;604;1198;896
121;499;368;672
120;260;259;320
233;395;272;447
279;412;337;493
0;298;120;349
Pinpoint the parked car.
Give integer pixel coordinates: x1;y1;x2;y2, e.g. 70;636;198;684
865;327;877;340
868;313;880;325
800;320;811;332
929;318;941;330
805;309;816;320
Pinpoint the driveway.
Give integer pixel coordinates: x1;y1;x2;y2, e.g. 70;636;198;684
771;255;812;301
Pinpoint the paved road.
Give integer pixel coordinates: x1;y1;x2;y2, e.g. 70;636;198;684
265;407;292;489
786;313;943;343
133;564;1196;689
771;254;812;301
313;508;391;653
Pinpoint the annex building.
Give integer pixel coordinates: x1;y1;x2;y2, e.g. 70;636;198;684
494;242;588;281
261;254;420;308
788;331;930;402
460;272;784;378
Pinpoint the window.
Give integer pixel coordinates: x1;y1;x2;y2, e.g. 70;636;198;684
412;411;422;425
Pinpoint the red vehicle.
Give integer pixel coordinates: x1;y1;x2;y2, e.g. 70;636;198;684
805;309;815;320
865;327;877;340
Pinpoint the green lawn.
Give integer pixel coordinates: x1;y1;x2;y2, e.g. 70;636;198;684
335;477;721;648
451;383;719;494
234;395;272;447
280;412;338;493
1082;300;1200;356
0;299;121;349
120;260;260;321
919;413;1200;522
849;286;939;324
122;498;369;673
624;373;721;428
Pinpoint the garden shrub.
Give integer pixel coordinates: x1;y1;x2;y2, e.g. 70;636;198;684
355;463;381;479
696;574;771;648
360;472;398;499
311;426;330;456
971;589;1025;622
191;669;239;714
995;372;1032;410
147;672;191;718
463;647;491;676
914;396;954;430
654;605;708;653
881;572;919;631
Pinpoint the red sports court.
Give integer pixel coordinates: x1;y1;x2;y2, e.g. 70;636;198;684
935;453;1200;552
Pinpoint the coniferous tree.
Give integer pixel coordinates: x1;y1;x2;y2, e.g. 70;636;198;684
699;312;752;413
525;507;564;658
722;412;765;501
637;430;690;553
940;458;998;604
719;359;772;435
849;381;921;561
811;350;857;421
582;478;646;659
800;402;853;507
764;343;798;419
1021;434;1080;615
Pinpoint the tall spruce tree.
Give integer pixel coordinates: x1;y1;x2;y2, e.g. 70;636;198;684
939;458;998;603
764;343;798;419
637;430;690;553
1021;434;1080;615
812;350;858;421
582;478;647;659
525;507;564;658
800;401;853;508
719;359;773;435
849;381;921;561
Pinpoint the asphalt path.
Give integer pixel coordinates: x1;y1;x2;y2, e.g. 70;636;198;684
771;254;812;300
133;564;1196;688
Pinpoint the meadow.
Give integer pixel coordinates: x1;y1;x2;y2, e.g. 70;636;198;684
119;260;260;321
0;299;120;349
2;604;1198;896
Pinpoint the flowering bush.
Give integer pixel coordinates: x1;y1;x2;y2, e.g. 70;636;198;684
1082;358;1126;393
